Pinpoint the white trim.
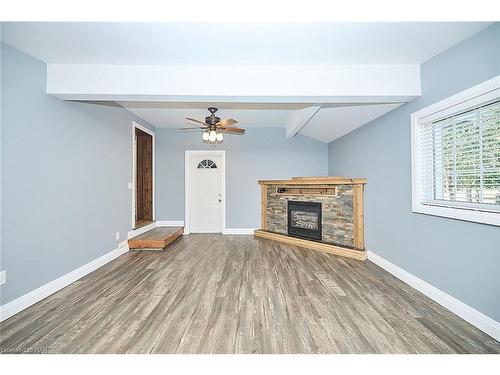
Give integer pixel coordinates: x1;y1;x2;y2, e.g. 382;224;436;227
412;76;500;121
129;220;251;235
0;242;129;322
156;220;185;227
131;121;156;230
222;228;257;235
48;64;421;102
368;250;500;342
127;221;156;239
411;75;500;227
184;150;226;235
412;204;500;226
286;105;321;138
128;221;184;240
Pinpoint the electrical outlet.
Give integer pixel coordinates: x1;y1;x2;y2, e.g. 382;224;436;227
0;271;6;285
115;232;120;240
128;182;133;190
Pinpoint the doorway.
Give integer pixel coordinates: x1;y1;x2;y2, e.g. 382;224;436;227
133;122;155;229
185;150;225;234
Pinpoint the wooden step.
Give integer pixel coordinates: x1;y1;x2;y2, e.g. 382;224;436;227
128;227;183;251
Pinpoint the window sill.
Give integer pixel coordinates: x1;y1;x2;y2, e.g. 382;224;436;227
412;203;500;226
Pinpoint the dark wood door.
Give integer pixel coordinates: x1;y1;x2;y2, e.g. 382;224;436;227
135;128;153;226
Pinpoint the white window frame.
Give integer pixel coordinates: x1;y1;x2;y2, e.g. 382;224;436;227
411;75;500;227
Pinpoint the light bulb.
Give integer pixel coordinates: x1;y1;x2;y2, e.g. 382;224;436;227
216;132;223;142
202;131;209;141
209;130;217;142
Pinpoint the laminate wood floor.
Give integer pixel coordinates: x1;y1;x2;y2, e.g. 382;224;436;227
1;234;499;354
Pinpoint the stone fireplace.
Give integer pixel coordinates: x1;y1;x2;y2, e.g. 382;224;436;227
255;176;367;261
287;201;322;241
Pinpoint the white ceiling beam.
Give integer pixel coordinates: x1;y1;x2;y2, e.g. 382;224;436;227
46;64;421;103
286;106;321;138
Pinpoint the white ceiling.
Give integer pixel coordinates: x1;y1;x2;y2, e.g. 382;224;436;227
300;103;403;142
120;104;297;128
1;22;491;65
2;22;492;142
119;102;404;143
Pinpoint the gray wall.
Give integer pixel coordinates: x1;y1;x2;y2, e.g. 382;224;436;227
0;43;155;305
156;128;328;228
328;24;500;321
0;29;3;286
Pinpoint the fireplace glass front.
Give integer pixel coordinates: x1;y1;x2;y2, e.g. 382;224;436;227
287;201;322;241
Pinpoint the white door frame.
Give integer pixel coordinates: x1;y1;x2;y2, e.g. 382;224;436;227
185;150;226;234
132;121;155;229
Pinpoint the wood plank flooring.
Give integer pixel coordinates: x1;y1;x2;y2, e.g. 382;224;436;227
1;234;499;354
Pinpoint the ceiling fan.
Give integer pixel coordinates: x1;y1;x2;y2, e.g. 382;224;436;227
179;107;245;143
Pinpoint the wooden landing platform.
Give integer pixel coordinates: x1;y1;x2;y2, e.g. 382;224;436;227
128;227;184;251
254;229;367;261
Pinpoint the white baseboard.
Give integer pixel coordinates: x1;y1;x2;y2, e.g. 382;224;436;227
154;222;253;235
222;228;256;235
127;222;156;239
127;221;185;240
156;220;184;227
0;242;129;322
118;240;129;252
368;250;500;342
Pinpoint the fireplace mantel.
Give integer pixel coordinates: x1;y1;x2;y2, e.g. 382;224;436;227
255;176;367;261
258;176;368;185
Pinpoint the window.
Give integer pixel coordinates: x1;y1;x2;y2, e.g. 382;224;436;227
197;159;217;169
411;76;500;226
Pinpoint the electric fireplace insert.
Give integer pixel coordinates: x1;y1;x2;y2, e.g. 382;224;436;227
287;200;322;241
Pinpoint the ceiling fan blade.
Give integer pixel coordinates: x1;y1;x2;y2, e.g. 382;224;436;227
185;117;207;126
219;127;245;134
179;126;207;130
216;118;238;127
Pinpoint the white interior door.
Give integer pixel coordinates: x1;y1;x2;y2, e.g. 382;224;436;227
189;153;224;233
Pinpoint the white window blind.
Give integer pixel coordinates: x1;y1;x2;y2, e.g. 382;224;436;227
419;100;500;213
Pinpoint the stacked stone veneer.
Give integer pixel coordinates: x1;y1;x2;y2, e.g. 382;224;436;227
266;185;355;248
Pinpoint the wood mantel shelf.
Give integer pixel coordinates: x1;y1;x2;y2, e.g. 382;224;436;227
256;176;367;261
258;176;368;185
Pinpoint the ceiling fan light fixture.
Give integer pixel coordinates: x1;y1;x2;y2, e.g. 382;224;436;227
209;130;217;142
183;108;244;143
